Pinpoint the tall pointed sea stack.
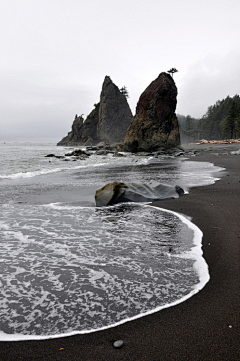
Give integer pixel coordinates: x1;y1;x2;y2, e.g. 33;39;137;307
57;76;132;146
97;76;133;144
124;72;180;152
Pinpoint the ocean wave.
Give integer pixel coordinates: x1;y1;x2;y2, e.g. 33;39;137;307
0;167;69;179
41;202;93;210
0;162;110;180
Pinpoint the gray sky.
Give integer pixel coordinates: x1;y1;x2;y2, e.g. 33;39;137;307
1;0;240;142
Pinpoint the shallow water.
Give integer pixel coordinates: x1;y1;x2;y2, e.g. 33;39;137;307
0;203;200;336
0;143;223;340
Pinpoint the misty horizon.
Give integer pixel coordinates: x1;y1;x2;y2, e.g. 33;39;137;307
1;0;240;142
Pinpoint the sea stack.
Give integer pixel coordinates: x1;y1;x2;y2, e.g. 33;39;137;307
57;76;132;146
124;72;180;152
97;76;133;144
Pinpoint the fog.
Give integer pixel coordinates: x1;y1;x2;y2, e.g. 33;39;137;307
1;0;240;142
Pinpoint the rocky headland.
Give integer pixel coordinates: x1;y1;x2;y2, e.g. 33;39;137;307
57;76;132;146
124;72;180;152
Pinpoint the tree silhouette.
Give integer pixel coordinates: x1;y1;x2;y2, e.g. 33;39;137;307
223;100;240;138
185;115;192;131
120;86;129;98
197;95;240;140
167;68;178;78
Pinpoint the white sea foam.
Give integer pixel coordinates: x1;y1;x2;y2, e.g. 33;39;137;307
151;206;209;290
0;203;209;341
42;202;92;211
0;162;107;180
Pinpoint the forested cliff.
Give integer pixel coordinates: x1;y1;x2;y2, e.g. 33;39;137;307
178;94;240;142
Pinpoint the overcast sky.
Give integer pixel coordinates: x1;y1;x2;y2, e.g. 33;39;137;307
1;0;240;142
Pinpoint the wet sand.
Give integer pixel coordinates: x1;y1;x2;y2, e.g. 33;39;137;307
0;144;239;360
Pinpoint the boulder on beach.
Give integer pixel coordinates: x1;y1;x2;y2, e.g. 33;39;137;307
124;72;180;152
95;181;184;206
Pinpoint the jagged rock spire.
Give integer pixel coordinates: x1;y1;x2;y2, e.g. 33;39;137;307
124;72;180;152
97;76;133;144
57;76;132;146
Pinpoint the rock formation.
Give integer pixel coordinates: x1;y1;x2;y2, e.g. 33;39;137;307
124;72;180;152
77;104;100;145
95;181;184;207
57;76;132;146
57;114;84;146
97;76;133;144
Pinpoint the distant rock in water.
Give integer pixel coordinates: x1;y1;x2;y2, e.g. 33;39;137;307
57;114;85;146
95;181;184;207
57;76;132;146
124;72;180;152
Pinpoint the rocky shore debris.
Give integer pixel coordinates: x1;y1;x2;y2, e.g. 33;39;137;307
65;149;90;157
45;154;64;159
95;181;184;207
45;145;199;163
191;139;240;145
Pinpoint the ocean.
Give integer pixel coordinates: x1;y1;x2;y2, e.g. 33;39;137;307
0;143;223;340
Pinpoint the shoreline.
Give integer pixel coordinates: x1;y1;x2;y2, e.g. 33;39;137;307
0;205;208;342
0;144;239;360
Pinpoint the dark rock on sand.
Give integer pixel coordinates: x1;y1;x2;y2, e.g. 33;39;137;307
57;76;132;146
124;72;180;152
95;181;184;206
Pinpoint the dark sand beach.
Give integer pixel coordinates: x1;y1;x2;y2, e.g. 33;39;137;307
0;144;239;361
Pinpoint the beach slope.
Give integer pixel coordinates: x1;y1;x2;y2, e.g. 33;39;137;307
0;146;239;360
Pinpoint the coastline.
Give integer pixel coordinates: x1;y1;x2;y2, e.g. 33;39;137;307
0;144;239;360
